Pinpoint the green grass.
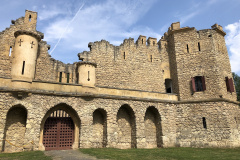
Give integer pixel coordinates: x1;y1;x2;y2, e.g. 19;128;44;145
0;151;52;160
80;147;240;160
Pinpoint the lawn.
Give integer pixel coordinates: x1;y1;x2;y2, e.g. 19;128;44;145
80;147;240;160
0;151;51;160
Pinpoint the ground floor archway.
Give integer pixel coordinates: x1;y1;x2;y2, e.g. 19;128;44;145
43;110;74;150
39;103;81;151
2;105;27;152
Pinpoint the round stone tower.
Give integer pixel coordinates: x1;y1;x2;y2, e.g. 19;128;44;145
11;30;42;84
77;62;97;87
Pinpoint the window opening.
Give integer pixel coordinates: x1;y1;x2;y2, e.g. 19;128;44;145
142;39;143;44
59;72;62;82
198;42;201;51
77;73;79;84
187;44;189;53
9;46;12;56
67;73;70;83
165;79;172;93
192;76;206;92
29;15;31;22
22;61;25;75
87;71;90;81
153;41;155;46
150;55;153;62
123;52;126;59
202;117;207;129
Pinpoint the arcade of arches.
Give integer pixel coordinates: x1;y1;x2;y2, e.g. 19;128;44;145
1;102;163;152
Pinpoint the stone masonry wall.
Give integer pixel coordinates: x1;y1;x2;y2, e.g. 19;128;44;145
0;91;239;152
167;27;237;101
175;101;240;147
79;37;170;93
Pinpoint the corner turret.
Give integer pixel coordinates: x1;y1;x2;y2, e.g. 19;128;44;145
11;30;42;87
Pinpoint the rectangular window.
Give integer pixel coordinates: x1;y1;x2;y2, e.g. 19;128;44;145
198;42;201;51
202;117;207;129
59;72;62;82
77;73;79;84
187;44;189;53
192;76;206;92
22;61;25;75
165;79;172;93
123;52;126;59
67;73;70;83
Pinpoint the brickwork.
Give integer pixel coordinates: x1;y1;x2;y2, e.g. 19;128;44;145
0;10;240;153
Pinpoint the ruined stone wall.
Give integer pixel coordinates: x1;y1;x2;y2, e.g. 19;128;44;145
0;10;41;79
80;37;169;93
34;41;77;83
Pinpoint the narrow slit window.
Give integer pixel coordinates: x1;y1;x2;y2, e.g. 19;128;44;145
142;39;143;44
187;44;189;53
150;55;153;62
67;73;70;83
9;46;12;56
29;15;31;22
22;61;25;75
59;72;62;82
123;52;126;59
198;42;201;51
87;71;90;81
153;41;155;46
202;117;207;129
77;73;79;84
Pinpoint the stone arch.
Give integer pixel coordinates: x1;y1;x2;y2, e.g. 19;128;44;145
2;105;27;152
117;104;136;149
39;103;81;150
144;106;163;148
92;108;107;148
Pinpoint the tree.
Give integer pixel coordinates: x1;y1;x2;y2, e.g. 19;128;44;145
232;72;240;102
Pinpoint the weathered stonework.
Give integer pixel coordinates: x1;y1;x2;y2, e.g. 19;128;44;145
0;10;239;152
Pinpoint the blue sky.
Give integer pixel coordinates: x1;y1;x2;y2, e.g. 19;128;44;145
0;0;240;75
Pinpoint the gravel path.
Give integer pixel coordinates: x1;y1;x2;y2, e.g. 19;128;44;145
44;149;106;160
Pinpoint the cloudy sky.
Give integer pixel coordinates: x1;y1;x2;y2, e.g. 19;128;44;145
0;0;240;75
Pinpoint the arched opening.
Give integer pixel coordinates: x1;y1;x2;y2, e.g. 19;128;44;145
92;108;107;148
144;106;163;148
117;104;136;149
2;105;27;152
39;103;81;151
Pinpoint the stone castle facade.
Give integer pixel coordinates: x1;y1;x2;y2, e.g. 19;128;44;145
0;10;240;152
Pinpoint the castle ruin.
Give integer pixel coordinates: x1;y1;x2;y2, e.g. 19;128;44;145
0;10;239;152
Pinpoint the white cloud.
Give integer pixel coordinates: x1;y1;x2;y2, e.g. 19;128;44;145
40;0;159;61
225;20;240;74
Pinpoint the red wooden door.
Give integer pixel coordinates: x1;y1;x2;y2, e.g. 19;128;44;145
43;117;74;150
